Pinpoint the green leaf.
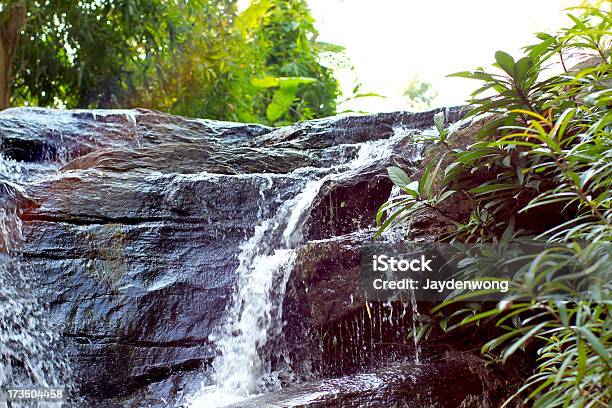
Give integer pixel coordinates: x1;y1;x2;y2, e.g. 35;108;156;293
442;162;463;185
535;32;553;40
577;336;586;384
374;206;411;237
456;148;497;164
502;322;548;362
252;76;280;88
267;87;297;122
532;388;562;408
439;319;448;332
433;111;445;135
460;308;500;325
235;0;272;32
419;154;446;198
482;329;521;354
447;71;477;79
578;327;611;365
556;302;569;326
403;181;420;196
435;190;455;204
495;51;516;76
265;77;317;122
469;183;517;195
387;166;411;188
513;56;533;82
314;41;346;53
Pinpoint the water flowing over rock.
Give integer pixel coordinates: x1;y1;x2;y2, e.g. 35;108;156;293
1;154;72;405
221;352;522;408
0;107;524;407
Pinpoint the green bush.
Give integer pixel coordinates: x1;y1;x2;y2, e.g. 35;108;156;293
5;0;339;124
377;3;611;406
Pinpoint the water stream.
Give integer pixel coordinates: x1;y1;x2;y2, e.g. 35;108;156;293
0;156;72;407
190;125;420;407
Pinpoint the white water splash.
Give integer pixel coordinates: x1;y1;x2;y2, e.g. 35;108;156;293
197;248;297;406
409;288;422;365
0;153;23;184
0;158;72;406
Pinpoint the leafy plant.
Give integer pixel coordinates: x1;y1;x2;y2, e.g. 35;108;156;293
376;2;611;406
375;158;459;237
252;75;317;123
5;0;340;125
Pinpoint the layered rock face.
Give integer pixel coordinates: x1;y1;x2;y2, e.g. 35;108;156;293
0;107;523;407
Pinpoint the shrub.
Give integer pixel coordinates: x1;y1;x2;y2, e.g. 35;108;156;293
376;3;611;406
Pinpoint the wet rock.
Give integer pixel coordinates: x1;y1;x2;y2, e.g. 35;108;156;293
0;106;486;406
251;107;465;150
0;181;31;253
0;180;31;210
22;170;296;224
229;352;523;408
285;233;365;328
305;159;410;241
0;108;272;178
61;144;316;175
279;233;368;378
18;170;298;399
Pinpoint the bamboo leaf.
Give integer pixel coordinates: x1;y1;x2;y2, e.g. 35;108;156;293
502;322;549;362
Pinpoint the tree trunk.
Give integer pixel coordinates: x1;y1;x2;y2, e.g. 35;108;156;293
0;4;26;110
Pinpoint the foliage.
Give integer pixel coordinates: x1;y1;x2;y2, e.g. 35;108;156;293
6;0;339;125
134;0;339;124
403;76;437;110
252;76;317;123
251;0;339;124
376;2;611;406
11;0;176;108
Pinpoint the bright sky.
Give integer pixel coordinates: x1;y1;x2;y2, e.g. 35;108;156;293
307;0;577;112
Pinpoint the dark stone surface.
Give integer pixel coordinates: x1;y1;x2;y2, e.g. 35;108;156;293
0;181;30;253
286;233;365;328
61;144;316;175
0;108;272;180
18;170;297;399
304;159;401;241
251;107;465;149
0;108;298;403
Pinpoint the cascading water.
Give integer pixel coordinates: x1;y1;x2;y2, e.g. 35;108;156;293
0;155;72;407
409;289;422;365
379;184;423;365
190;124;418;407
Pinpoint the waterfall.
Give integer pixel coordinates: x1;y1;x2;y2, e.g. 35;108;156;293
410;288;421;365
0;155;72;406
190;125;410;407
